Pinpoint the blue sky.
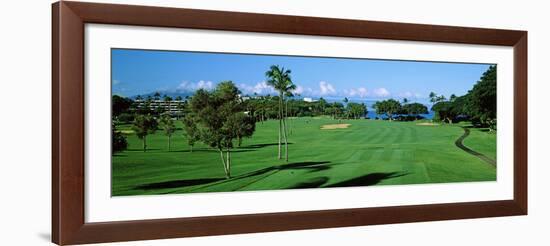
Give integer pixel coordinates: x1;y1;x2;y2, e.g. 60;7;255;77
112;49;492;103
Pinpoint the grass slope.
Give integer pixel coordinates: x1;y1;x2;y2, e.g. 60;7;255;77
112;117;496;196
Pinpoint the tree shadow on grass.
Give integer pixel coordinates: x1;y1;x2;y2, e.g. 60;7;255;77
241;142;294;149
135;178;225;190
126;148;161;152
236;161;332;180
170;148;257;153
325;172;409;187
287;177;330;189
133;161;333;191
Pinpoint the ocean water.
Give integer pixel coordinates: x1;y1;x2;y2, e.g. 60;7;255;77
324;98;435;120
366;110;434;120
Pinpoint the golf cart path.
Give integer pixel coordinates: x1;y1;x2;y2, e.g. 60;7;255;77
454;127;496;167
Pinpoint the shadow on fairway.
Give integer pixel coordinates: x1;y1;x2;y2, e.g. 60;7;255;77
236;161;333;180
242;142;294;149
171;148;257;153
326;172;409;187
135;178;225;190
134;161;333;192
287;176;330;189
126;148;161;152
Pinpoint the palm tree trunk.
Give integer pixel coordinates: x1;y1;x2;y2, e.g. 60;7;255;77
277;94;282;159
286;100;293;136
282;95;289;162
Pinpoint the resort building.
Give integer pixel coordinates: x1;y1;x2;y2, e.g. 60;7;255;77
134;99;186;115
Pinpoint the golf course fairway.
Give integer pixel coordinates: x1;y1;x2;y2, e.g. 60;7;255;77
112;117;496;196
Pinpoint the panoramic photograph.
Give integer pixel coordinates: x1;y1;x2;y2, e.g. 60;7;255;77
111;48;497;196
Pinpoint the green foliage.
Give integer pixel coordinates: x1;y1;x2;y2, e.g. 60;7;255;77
159;114;175;135
112;95;133;116
117;113;134;124
432;101;455;123
132;114;158;152
465;65;497;127
182;114;199;151
346;102;367;119
186;81;256;178
159;113;176;151
373;99;401;120
430;65;496;128
401;102;428;115
265;65;295;97
111;124;128;154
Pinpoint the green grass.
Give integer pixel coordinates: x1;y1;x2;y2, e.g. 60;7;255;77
462;127;497;160
112;117;496;196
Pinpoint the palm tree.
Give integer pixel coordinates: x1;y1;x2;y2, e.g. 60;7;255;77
163;95;173;115
266;65;295;161
449;94;457;102
429;92;437;104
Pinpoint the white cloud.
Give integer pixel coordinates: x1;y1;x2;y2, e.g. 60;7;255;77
176;80;214;92
196;80;213;90
292;85;314;96
239;81;276;95
372;87;390;97
398;91;414;98
292;85;304;94
113;79;120;85
345;87;369;98
319;81;336;96
397;91;424;99
372;88;390;97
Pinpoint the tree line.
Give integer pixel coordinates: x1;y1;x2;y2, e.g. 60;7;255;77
429;65;496;130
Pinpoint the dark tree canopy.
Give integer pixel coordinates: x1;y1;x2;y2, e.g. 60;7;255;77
430;65;496;129
112;95;133;116
346;102;367;119
111;123;128;154
401;102;428;115
431;101;456;123
466;65;497;126
374;99;401;120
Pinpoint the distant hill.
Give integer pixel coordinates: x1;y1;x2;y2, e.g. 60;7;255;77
129;91;194;100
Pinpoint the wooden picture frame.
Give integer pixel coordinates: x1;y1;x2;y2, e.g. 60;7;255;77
52;1;527;245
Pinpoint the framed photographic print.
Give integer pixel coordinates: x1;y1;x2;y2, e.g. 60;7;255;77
52;1;527;245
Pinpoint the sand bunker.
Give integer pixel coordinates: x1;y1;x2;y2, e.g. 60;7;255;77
416;122;440;126
320;123;351;130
